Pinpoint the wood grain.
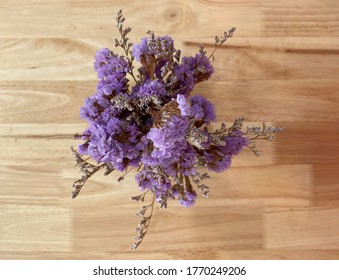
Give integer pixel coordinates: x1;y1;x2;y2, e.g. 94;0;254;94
0;206;72;251
263;0;339;37
1;0;339;260
265;208;339;249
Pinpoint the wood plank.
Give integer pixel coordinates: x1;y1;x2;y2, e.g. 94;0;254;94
193;38;339;81
0;0;262;38
0;81;94;123
263;0;339;37
1;81;89;123
201;79;339;122
2;249;339;260
264;208;339;249
0;165;62;205
0;39;97;80
207;164;312;207
0;124;83;166
2;37;339;81
74;205;262;252
0;206;72;252
314;164;339;207
275;121;339;165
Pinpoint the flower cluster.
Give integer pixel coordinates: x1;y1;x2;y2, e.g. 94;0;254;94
72;10;284;250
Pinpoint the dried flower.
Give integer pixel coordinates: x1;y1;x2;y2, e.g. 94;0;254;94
71;9;285;250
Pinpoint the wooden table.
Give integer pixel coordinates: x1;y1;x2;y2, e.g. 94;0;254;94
1;0;339;259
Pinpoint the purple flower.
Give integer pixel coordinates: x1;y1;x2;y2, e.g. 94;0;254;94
93;48;130;104
138;80;167;97
132;35;175;62
97;74;128;96
201;130;249;173
94;48;129;79
79;117;145;171
144;116;189;166
132;38;149;62
179;189;197;207
80;96;100;123
80;90;123;125
172;63;195;97
93;48;111;70
180;144;197;176
190;95;216;124
176;94;190;116
202;147;232;173
222;130;250;156
132;35;177;81
182;53;214;83
135;165;172;201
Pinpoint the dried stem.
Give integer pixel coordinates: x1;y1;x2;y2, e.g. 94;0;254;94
114;9;138;83
131;190;149;202
245;123;285;156
131;192;156;251
245;122;286;141
71;147;109;199
208;27;236;60
191;172;211;198
118;166;135;182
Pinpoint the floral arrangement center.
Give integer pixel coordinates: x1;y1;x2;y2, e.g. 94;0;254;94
72;9;285;250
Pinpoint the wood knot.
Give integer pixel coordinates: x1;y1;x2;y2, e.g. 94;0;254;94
165;7;182;22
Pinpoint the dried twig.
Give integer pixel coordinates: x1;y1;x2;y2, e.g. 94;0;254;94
208;27;236;60
131;192;155;251
71;147;109;199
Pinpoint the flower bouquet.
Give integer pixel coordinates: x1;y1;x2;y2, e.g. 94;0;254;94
72;9;284;250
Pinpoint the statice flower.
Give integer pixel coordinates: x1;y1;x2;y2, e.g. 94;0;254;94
135;165;172;200
200;129;249;173
132;35;175;62
180;144;197;176
94;48;129;79
179;189;198;207
182;53;214;83
132;38;148;62
176;94;190;116
173;63;196;97
145;116;189;166
92;48;130;103
78;118;144;172
79;96;101;123
138;79;167;98
224;130;250;156
190;95;216;124
202;147;232;173
72;9;285;251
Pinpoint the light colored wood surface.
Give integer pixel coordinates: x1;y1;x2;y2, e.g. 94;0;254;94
0;0;339;260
